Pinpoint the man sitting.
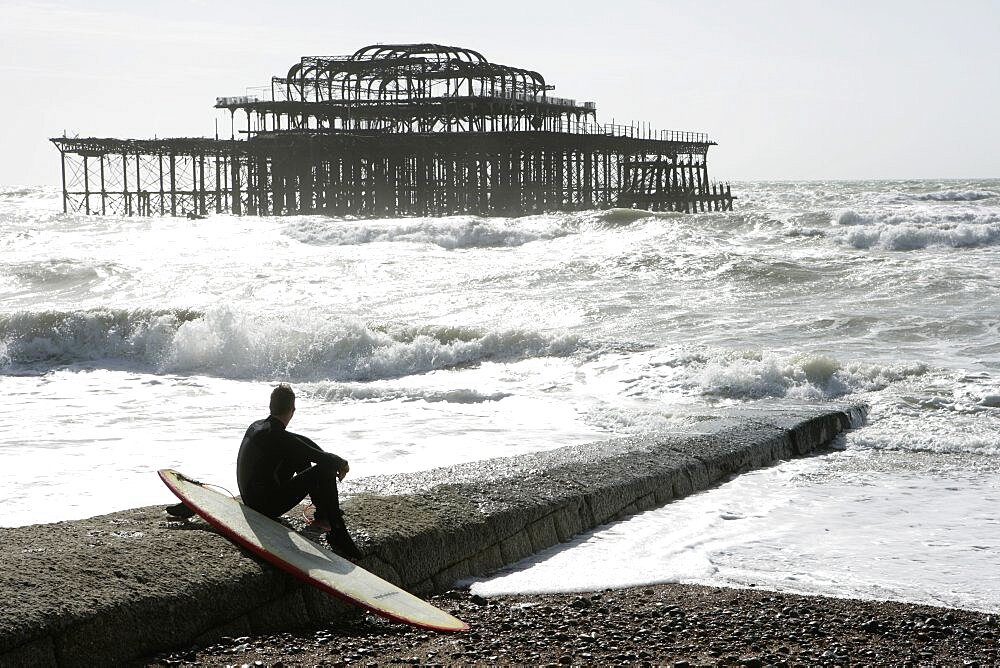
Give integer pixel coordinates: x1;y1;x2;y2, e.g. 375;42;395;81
167;383;361;560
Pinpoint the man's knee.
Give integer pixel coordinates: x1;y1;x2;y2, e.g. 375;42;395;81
314;459;341;481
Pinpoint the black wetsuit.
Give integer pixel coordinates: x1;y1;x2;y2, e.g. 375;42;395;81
236;416;348;522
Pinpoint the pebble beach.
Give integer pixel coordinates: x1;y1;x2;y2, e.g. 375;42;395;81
147;584;1000;666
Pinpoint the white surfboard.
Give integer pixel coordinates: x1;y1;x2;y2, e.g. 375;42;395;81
158;468;467;632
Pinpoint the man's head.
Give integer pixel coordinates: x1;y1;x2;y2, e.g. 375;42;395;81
270;383;296;424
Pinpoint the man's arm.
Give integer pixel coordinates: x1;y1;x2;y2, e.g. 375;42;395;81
283;430;350;478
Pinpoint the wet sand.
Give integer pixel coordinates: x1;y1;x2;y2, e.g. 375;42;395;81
146;584;998;666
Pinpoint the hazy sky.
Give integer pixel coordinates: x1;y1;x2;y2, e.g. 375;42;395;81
2;0;998;185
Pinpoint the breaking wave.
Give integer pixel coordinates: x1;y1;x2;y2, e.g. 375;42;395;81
691;350;930;400
830;208;1000;250
840;223;1000;251
831;208;1000;228
284;215;572;249
912;190;998;202
282;207;675;249
0;307;582;381
0;308;199;369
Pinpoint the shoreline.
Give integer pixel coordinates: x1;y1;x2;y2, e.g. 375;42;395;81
147;583;999;666
1;406;880;665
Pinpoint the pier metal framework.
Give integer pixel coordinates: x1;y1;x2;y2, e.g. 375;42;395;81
53;43;733;217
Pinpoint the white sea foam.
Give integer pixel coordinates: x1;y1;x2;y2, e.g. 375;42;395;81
841;222;1000;250
284;215;572;248
307;381;511;404
847;425;1000;456
169;313;583;381
579;404;695;435
0;307;582;381
913;189;998;202
846;387;1000;456
691;350;929;400
831;207;1000;227
469;453;1000;613
280;208;673;249
0;308;195;367
0;185;57;200
828;207;1000;249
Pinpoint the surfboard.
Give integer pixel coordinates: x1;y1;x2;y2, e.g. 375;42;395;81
158;468;468;632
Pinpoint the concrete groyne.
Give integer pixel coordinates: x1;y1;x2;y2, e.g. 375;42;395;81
0;403;865;666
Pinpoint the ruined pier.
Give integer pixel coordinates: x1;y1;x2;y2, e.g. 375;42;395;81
52;43;733;218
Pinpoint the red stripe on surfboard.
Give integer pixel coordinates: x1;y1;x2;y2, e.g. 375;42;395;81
157;469;468;632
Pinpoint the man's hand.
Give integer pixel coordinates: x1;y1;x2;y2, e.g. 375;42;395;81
338;461;350;482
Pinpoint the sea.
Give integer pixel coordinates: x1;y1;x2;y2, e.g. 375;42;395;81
1;180;997;613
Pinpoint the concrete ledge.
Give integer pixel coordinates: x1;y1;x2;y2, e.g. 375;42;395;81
0;403;865;666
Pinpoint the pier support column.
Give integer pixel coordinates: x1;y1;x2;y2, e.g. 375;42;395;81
99;155;106;216
230;156;242;216
123;153;131;216
59;150;67;214
169;155;177;216
83;155;90;215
